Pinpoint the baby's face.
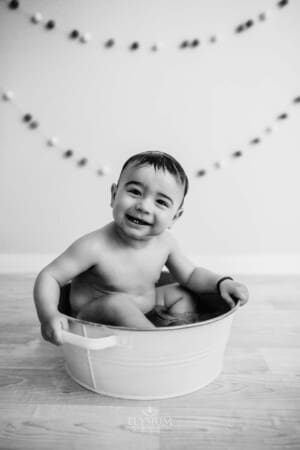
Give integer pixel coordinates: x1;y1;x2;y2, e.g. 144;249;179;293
111;164;185;242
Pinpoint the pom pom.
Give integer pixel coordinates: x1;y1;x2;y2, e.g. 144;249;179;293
64;150;73;158
235;24;245;33
105;38;115;48
213;161;223;169
277;0;288;8
80;33;92;43
245;19;254;29
8;0;19;10
45;20;55;30
97;165;110;176
69;29;80;39
208;35;217;44
150;42;164;52
47;137;59;147
196;169;206;177
258;12;267;21
249;137;261;145
130;42;139;50
29;120;39;129
191;39;200;47
31;13;43;24
232;150;243;158
77;157;88;166
293;96;300;103
180;40;189;48
2;90;14;101
277;113;288;120
264;127;272;134
23;113;32;122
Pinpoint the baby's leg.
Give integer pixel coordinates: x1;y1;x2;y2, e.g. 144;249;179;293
77;293;155;329
156;283;198;315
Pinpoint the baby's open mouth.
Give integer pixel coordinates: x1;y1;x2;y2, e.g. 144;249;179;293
126;214;151;226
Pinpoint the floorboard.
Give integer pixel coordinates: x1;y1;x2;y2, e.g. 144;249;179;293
0;274;299;449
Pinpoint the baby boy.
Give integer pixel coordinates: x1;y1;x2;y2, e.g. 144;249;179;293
33;151;249;345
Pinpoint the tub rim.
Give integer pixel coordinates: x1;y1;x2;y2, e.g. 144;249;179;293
59;299;240;332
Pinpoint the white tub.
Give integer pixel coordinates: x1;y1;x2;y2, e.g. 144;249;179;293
58;275;239;400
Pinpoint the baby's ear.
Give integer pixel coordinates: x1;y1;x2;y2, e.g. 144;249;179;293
110;183;118;207
170;208;184;226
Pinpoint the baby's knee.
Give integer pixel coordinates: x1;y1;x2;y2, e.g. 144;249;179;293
166;288;197;315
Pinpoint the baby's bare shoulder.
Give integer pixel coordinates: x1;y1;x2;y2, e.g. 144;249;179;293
160;231;179;250
71;224;110;254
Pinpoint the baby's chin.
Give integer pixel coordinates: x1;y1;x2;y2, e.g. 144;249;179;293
116;223;153;242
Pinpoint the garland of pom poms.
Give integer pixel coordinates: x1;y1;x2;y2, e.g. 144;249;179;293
2;87;299;178
1;0;289;52
195;97;300;177
1;88;110;177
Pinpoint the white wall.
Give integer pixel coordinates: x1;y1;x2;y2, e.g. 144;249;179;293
1;0;300;272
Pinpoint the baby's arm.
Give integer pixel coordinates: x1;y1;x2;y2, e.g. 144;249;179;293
165;235;249;308
33;234;100;345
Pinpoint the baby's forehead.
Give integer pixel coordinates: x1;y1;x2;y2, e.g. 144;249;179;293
119;163;185;196
120;163;179;185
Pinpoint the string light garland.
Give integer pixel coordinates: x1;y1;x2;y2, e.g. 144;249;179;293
196;95;300;177
1;0;290;52
1;87;111;178
2;87;299;179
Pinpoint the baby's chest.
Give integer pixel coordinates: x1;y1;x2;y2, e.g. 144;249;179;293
92;250;166;291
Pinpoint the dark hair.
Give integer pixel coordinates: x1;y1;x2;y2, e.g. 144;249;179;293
119;151;189;199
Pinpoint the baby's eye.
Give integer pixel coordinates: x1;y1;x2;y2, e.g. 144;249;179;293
128;188;141;196
156;199;169;208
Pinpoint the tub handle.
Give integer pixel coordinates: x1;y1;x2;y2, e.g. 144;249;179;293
61;330;119;350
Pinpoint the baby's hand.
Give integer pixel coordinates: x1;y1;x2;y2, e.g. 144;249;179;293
218;279;249;308
41;314;69;346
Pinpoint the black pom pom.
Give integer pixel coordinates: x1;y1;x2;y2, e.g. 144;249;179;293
277;0;288;8
64;150;73;158
8;0;19;10
277;113;288;120
77;158;88;166
232;150;243;158
245;19;254;28
196;169;206;177
69;29;79;39
23;113;32;122
105;38;115;48
130;42;139;50
191;39;200;47
45;20;55;30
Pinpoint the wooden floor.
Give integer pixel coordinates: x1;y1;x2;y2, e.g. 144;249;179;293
0;274;300;450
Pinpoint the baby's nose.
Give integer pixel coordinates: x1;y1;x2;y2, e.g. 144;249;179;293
135;199;151;214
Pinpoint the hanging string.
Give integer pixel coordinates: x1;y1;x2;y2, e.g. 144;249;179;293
1;0;290;53
1;88;111;177
2;87;299;179
196;95;300;177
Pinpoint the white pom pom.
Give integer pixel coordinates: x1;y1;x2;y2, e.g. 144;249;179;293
31;12;43;24
214;160;227;169
2;90;14;101
80;32;92;43
47;136;59;147
97;165;110;176
151;42;165;52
